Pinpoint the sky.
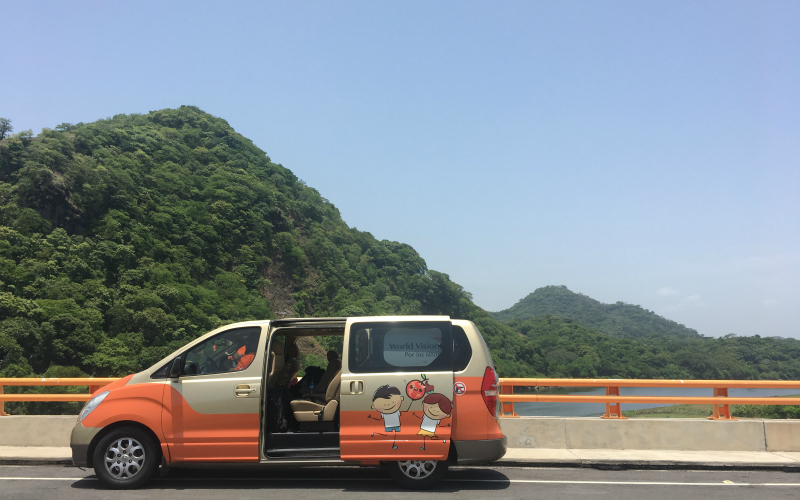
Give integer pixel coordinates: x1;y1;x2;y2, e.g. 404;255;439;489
2;1;799;339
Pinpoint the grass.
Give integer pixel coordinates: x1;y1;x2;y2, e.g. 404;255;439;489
623;395;800;419
623;404;712;419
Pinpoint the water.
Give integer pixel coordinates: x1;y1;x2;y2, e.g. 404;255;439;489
511;386;800;417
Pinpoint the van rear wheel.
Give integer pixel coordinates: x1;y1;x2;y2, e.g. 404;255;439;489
93;427;158;489
387;460;448;490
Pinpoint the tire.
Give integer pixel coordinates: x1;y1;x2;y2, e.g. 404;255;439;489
387;460;448;490
92;427;159;489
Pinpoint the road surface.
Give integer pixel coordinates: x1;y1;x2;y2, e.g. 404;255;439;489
0;464;797;499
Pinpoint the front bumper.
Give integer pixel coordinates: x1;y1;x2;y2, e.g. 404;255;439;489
70;422;103;467
453;436;507;465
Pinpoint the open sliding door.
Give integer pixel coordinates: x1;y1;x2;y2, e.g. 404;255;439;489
340;317;454;462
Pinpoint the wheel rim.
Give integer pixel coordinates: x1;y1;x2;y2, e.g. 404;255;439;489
103;437;146;480
397;460;437;480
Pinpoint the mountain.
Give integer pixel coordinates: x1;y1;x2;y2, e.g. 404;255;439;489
0;106;532;387
492;285;700;339
1;107;799;416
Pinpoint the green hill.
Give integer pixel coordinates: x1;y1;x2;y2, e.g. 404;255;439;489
1;108;799;417
492;285;700;339
0;107;532;386
503;315;800;379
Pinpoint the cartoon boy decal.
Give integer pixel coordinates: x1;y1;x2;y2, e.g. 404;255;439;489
416;392;452;450
368;385;404;450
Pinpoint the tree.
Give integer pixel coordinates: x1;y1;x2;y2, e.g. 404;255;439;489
0;118;11;139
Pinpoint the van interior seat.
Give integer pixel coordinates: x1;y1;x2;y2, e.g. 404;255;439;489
284;340;299;359
290;370;341;422
277;358;300;387
267;341;285;388
275;339;300;386
316;351;341;391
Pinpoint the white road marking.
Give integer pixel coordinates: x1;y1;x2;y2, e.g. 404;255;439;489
449;479;800;487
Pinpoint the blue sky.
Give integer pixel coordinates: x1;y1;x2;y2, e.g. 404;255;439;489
2;1;798;338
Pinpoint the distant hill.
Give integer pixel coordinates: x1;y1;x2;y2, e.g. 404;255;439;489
492;285;700;339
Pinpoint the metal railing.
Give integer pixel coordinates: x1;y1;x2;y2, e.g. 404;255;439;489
0;378;120;416
498;378;800;420
2;377;799;420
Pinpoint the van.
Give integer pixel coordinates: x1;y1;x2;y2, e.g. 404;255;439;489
70;316;506;489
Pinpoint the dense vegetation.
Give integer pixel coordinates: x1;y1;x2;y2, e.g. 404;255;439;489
497;286;800;380
505;316;800;379
493;285;700;338
0;108;530;398
0;108;798;415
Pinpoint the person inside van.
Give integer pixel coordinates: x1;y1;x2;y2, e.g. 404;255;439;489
297;351;341;398
229;336;258;371
291;365;324;398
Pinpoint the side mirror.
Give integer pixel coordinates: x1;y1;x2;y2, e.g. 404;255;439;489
169;356;184;379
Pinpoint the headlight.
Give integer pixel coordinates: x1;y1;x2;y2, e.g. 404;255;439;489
77;391;109;423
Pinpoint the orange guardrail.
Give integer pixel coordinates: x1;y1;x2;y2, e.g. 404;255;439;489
498;378;800;420
0;378;120;416
2;377;799;420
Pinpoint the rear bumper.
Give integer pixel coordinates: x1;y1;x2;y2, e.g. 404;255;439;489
453;436;507;465
70;422;102;467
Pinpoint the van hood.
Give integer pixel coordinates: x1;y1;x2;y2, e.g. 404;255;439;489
92;374;133;396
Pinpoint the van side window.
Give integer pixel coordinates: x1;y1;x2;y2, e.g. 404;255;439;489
150;362;171;379
348;322;452;373
181;326;261;376
452;325;472;371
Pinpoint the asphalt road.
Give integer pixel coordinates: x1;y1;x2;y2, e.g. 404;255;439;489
0;465;798;500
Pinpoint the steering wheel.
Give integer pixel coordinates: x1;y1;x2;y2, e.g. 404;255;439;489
202;356;219;374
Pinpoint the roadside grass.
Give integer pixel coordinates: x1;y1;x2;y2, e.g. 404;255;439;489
623;395;800;419
623;404;712;418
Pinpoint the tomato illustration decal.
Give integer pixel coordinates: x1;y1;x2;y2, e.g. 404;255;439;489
406;374;434;400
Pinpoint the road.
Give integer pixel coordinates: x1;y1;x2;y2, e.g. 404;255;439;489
0;464;798;499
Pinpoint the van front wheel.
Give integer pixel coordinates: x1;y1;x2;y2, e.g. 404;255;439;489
387;460;448;490
92;427;158;489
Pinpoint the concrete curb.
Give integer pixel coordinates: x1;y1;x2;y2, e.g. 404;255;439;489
499;417;800;452
0;458;72;466
494;447;800;470
494;457;800;471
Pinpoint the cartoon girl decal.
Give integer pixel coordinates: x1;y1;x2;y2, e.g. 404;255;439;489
414;392;452;450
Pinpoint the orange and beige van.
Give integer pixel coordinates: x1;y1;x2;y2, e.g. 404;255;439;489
71;316;506;489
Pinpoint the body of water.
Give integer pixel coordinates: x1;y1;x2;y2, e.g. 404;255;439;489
512;386;800;417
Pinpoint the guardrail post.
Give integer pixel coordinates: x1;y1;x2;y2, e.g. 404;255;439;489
0;385;6;416
88;385;100;395
500;382;519;417
601;386;626;419
708;387;736;420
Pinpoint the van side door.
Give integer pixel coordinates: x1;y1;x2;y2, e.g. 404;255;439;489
161;325;265;463
340;317;454;461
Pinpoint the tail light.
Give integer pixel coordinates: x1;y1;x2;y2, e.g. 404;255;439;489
481;366;498;417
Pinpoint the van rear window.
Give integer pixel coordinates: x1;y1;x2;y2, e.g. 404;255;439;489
452;325;472;371
348;321;452;373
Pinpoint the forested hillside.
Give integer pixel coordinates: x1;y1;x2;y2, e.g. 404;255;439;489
0;107;532;385
504;316;800;379
493;285;700;338
1;108;798;416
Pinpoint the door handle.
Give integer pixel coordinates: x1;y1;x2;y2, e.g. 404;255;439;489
234;384;257;397
349;381;364;395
